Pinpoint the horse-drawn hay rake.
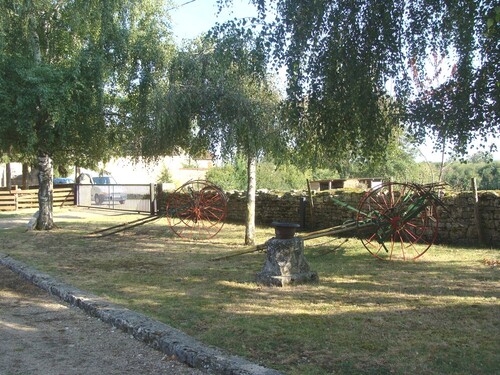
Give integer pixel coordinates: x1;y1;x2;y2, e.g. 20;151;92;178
89;180;228;239
208;181;446;261
301;182;445;260
93;179;446;261
165;180;228;240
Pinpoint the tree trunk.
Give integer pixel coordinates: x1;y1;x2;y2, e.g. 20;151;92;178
22;163;29;189
29;13;54;229
245;154;257;245
74;165;81;182
36;152;54;230
6;162;11;190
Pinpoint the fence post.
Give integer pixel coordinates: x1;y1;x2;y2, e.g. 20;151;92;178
74;183;78;206
150;183;157;215
306;179;315;230
13;185;18;211
471;177;485;245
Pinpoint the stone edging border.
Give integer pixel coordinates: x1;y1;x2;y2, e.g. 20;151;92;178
0;253;282;375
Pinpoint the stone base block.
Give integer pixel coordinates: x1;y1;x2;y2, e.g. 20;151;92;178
255;237;319;287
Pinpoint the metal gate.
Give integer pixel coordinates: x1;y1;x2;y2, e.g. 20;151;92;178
76;183;157;214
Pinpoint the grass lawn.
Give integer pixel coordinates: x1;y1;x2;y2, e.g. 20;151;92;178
1;208;499;374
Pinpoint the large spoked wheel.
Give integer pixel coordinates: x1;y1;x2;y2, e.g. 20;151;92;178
166;180;228;240
356;182;439;260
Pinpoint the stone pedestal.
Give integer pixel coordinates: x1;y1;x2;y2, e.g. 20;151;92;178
256;237;318;287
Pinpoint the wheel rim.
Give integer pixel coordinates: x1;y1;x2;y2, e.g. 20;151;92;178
356;182;439;260
166;180;227;240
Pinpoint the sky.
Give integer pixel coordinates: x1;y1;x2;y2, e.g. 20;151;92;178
169;0;257;43
168;0;499;162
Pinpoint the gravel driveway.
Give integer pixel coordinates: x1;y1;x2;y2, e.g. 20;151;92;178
0;209;204;374
0;265;207;375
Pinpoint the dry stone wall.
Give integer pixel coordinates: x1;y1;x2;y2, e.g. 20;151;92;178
159;189;500;246
436;191;499;245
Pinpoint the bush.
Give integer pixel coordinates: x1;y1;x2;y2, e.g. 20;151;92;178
206;157;330;191
156;165;173;184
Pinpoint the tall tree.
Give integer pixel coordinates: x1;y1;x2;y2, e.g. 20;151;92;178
218;0;499;164
442;152;500;190
0;0;172;229
153;25;282;244
350;135;427;183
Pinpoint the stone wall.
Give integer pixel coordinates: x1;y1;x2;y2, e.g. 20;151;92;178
159;189;500;246
436;191;499;245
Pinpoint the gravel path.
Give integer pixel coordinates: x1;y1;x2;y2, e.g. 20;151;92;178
0;265;207;375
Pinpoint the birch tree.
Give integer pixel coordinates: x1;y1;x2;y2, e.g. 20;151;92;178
218;0;499;164
0;0;173;229
151;25;282;245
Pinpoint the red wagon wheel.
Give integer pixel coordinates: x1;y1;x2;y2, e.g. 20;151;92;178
166;180;228;240
356;182;439;260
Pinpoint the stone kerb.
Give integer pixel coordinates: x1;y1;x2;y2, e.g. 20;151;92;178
0;254;283;375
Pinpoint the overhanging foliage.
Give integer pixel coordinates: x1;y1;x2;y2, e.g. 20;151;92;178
219;0;499;162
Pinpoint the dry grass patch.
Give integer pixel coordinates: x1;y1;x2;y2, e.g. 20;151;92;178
1;208;498;374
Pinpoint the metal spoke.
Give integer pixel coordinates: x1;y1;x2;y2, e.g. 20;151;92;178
166;180;227;240
356;182;439;260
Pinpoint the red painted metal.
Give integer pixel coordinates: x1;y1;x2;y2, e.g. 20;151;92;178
166;180;228;240
355;182;440;260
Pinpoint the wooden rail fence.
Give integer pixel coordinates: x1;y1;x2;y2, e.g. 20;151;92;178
0;186;75;211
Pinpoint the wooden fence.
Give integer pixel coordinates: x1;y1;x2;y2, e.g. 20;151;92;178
0;186;75;211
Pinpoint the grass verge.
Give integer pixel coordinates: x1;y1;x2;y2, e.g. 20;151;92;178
1;208;498;374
